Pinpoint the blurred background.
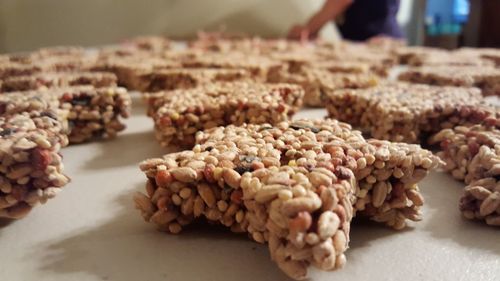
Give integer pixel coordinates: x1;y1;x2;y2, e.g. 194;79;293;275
0;0;498;53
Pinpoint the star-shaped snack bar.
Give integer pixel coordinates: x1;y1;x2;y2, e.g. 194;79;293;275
136;119;441;279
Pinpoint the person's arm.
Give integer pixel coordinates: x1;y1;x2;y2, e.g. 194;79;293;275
288;0;354;40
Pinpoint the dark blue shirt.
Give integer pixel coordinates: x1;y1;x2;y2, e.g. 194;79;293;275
338;0;402;41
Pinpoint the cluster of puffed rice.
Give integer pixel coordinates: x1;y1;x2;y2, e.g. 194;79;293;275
430;125;500;226
399;66;500;96
325;82;497;143
150;82;304;147
0;42;142;218
0;112;69;218
135;118;442;279
2;32;499;279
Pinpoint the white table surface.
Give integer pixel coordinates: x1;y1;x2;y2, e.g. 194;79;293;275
1;94;499;281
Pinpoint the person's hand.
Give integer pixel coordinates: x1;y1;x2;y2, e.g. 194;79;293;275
287;24;310;41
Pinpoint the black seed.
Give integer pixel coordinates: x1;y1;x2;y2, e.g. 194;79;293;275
235;166;252;175
70;95;92;106
205;146;213;151
223;184;233;193
0;128;16;137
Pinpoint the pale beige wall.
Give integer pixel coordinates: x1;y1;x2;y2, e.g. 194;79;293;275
0;0;419;53
0;0;339;53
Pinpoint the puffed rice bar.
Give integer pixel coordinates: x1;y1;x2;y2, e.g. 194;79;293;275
2;86;131;143
0;90;70;134
0;55;96;80
135;68;251;93
325;82;496;143
1;46;87;65
429;125;500;226
195;119;442;229
320;44;397;77
268;51;374;76
270;68;378;107
151;82;303;147
135;119;440;278
0;63;42;80
0;112;70;219
56;86;131;143
456;48;500;67
398;66;500;96
393;46;448;65
181;52;284;82
409;53;494;67
136;125;357;279
189;37;324;55
0;72;117;93
91;56;181;90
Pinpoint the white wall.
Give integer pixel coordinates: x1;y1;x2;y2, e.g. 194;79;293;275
0;0;420;53
0;0;339;52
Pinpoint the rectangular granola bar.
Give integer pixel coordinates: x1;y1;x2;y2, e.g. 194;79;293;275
150;82;303;147
321;44;397;77
312;60;372;75
456;48;500;67
2;86;131;143
135;68;251;93
0;72;117;93
181;53;284;82
91;56;181;90
0;46;87;65
393;46;448;65
0;55;97;80
325;82;496;143
410;53;494;67
189;37;321;55
55;86;131;143
429;125;500;226
0;92;69;143
269;51;327;74
270;68;378;107
136;126;356;279
135;118;440;279
268;51;374;76
35;55;98;72
267;43;394;77
0;112;69;219
0;91;65;120
195;119;441;230
0;63;43;80
398;66;500;96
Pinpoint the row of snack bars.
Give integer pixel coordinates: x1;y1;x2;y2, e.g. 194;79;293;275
0;37;188;218
131;36;499;279
0;45;137;218
1;35;499;279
